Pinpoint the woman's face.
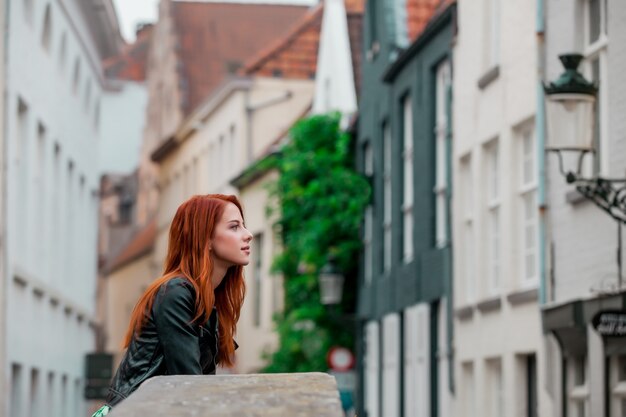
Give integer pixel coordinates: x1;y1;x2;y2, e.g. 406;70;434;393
210;202;253;270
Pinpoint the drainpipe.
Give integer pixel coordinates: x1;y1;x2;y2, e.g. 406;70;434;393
536;0;548;306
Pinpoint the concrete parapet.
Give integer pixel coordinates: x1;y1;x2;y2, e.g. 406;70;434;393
108;372;345;416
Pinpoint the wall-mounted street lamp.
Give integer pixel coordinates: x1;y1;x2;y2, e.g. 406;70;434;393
318;257;345;306
544;53;626;224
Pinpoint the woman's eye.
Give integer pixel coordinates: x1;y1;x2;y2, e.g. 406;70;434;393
231;225;239;230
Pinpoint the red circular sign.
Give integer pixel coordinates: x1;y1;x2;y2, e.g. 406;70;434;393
327;346;355;371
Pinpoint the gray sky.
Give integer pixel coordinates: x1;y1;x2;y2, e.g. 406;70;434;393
113;0;160;42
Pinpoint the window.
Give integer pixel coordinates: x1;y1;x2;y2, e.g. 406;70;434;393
383;122;392;272
583;0;608;175
363;141;374;284
435;61;451;248
47;372;55;413
94;99;101;130
61;375;68;417
462;362;476;417
58;33;67;70
366;0;379;58
11;364;23;417
365;321;380;417
525;355;538;417
229;125;236;175
36;124;46;266
461;155;475;302
483;0;500;69
23;0;34;25
16;99;30;258
518;125;538;285
382;314;400;417
404;305;430;417
609;355;626;417
84;80;92;111
42;4;52;51
72;58;81;95
402;95;414;262
253;233;263;327
485;139;500;294
486;358;504;417
30;368;41;417
567;356;588;417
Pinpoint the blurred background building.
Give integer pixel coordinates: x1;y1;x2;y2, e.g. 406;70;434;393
2;0;122;416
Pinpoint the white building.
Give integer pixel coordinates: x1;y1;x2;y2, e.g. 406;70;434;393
452;0;551;416
541;1;626;416
2;0;121;415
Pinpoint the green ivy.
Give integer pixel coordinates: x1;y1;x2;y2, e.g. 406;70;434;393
262;113;371;373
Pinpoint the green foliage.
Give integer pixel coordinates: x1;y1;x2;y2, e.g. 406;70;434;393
262;113;371;373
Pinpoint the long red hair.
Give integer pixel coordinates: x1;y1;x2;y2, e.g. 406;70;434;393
123;194;246;368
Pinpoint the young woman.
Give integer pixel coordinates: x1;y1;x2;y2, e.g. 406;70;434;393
92;194;252;416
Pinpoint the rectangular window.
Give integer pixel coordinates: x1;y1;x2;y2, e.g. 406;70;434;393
47;372;55;414
526;355;538;417
16;99;30;258
11;364;23;417
461;156;475;302
253;233;263;327
485;139;500;293
567;356;588;417
383;122;392;273
462;362;476;417
583;0;608;176
364;141;374;284
30;368;40;417
36;124;46;269
435;61;451;248
382;314;400;417
365;321;380;417
486;358;504;417
518;125;538;286
402;95;414;262
483;0;500;69
404;305;430;417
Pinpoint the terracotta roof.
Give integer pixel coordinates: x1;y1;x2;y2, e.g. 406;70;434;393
170;1;309;115
103;24;153;82
241;5;323;79
407;0;441;41
345;0;365;13
106;219;156;274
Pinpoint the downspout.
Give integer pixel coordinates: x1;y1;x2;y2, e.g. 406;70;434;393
536;0;548;306
445;55;454;394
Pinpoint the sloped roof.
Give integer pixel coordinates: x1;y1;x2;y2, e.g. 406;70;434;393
106;219;156;274
241;4;323;79
170;1;310;115
407;0;443;41
103;24;153;82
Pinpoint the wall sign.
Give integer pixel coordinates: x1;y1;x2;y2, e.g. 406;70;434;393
592;310;626;337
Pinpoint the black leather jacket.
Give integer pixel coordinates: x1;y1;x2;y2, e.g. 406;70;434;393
106;277;220;407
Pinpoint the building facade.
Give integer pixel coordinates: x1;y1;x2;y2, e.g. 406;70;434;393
2;0;121;415
356;2;455;416
541;1;626;416
451;0;550;416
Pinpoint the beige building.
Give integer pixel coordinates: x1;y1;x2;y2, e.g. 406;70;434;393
151;5;323;372
100;0;311;369
0;0;6;411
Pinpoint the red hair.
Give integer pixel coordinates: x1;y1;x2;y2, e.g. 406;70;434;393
123;194;246;368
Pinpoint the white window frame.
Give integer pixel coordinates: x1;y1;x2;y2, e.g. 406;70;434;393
567;356;589;417
382;314;400;417
609;354;626;417
582;0;608;176
435;61;450;249
483;0;500;69
486;358;504;417
402;96;414;262
461;155;476;302
383;123;392;272
365;321;380;417
518;125;539;287
462;362;476;417
485;139;500;294
404;305;430;417
364;142;374;284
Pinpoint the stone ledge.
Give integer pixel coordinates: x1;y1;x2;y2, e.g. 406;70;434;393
507;287;539;306
476;296;502;313
109;373;344;417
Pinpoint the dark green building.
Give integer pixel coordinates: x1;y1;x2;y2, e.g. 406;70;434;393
355;2;456;417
